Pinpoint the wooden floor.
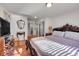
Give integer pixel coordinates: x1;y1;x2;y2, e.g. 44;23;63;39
13;39;31;56
0;36;38;56
0;37;5;56
0;37;31;56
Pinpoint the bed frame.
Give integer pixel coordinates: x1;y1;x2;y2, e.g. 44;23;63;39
53;24;79;32
29;24;79;56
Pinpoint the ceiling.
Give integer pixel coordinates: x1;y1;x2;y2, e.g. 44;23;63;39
0;3;79;19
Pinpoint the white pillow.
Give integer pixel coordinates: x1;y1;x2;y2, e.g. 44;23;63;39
64;31;79;41
53;31;65;37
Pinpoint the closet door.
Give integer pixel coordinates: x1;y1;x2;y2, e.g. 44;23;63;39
39;21;45;36
28;21;39;37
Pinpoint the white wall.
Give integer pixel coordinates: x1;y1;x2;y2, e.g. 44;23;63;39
40;18;52;33
42;10;79;33
10;14;28;40
51;10;79;28
0;7;10;22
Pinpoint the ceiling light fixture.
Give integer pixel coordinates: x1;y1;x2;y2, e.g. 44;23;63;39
34;16;38;18
46;3;52;8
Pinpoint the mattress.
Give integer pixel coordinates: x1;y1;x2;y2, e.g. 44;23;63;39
30;37;79;56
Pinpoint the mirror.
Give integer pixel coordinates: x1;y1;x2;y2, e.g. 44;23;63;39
17;20;25;29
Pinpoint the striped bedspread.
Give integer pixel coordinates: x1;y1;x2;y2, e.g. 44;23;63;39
31;38;79;56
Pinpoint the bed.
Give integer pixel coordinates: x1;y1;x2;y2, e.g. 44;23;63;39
30;24;79;56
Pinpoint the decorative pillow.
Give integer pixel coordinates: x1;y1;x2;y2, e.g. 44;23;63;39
64;31;79;41
53;31;65;37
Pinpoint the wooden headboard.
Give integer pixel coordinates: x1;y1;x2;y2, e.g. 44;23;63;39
53;24;79;32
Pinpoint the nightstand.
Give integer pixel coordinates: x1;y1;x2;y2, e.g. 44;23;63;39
45;33;52;36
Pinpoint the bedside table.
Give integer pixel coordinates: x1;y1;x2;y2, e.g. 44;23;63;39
45;33;52;36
